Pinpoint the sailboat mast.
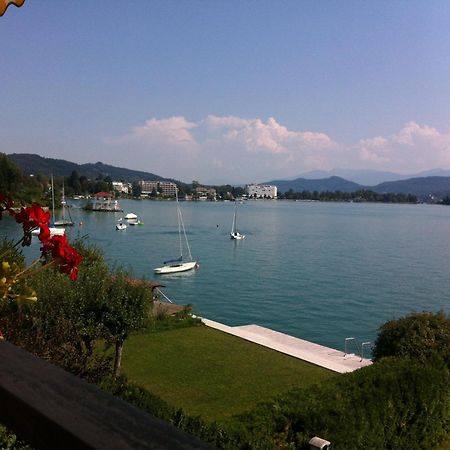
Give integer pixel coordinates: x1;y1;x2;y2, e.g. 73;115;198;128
176;189;183;259
51;175;56;223
232;201;237;233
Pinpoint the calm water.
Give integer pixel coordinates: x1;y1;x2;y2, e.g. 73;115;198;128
2;200;449;353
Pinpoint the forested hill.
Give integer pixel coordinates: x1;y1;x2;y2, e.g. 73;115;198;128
373;176;450;199
7;153;168;182
265;176;362;193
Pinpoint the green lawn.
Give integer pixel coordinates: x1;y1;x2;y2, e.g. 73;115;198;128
121;324;335;422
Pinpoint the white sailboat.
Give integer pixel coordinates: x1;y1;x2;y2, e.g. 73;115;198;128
53;183;74;227
32;175;65;237
230;200;245;240
154;190;198;274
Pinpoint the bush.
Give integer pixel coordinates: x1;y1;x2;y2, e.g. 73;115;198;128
373;311;450;370
0;424;32;449
230;358;450;449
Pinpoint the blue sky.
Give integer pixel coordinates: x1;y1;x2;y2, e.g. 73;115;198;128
2;1;450;184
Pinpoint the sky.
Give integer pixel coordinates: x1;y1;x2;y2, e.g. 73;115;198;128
2;1;450;184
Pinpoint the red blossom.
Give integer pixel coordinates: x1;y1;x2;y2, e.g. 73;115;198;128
41;235;83;281
14;204;50;231
13;204;51;246
38;224;50;242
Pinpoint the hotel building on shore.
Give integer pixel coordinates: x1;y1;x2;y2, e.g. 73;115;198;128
246;183;277;199
139;180;178;197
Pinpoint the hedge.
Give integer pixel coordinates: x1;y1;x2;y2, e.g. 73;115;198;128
230;357;449;449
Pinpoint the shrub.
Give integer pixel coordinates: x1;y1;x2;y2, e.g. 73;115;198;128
373;311;450;370
231;358;450;449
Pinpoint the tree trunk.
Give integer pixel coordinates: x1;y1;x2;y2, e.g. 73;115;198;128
113;340;124;377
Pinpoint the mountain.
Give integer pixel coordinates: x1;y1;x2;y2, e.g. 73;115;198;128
266;174;450;200
413;168;450;178
371;176;450;199
294;169;410;186
7;153;168;182
264;176;362;193
294;168;450;186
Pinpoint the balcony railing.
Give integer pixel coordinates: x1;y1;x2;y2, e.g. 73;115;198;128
0;341;213;449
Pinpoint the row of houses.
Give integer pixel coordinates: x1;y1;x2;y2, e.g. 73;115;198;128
112;181;277;199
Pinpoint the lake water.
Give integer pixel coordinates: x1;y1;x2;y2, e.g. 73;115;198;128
2;199;449;354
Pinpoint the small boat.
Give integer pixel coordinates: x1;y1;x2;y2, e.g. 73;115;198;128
32;226;65;237
154;189;198;274
230;200;245;240
124;212;143;226
116;219;127;231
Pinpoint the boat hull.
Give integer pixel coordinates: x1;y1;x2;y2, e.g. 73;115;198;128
32;227;65;237
54;220;74;227
154;261;197;274
230;232;245;240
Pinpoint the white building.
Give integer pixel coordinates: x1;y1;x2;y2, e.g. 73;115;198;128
112;181;130;194
246;184;277;199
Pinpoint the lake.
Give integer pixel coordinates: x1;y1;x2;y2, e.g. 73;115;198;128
2;199;449;355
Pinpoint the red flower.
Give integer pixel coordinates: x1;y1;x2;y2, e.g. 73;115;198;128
28;204;51;227
13;204;51;245
41;235;83;281
15;204;50;229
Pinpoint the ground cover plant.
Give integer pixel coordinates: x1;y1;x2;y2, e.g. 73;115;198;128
229;357;449;449
120;324;335;423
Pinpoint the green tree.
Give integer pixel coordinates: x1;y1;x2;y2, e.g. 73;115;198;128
101;272;152;377
67;170;82;194
131;181;142;198
373;311;450;369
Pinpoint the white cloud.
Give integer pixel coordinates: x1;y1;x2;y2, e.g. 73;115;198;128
106;116;450;183
355;121;450;173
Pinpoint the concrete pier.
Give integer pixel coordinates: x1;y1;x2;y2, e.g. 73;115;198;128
201;318;372;373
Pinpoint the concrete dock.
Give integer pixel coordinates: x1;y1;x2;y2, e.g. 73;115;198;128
201;318;372;374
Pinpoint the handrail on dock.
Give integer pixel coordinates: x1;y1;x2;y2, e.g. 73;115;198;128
361;341;372;362
344;337;372;361
344;337;356;356
155;287;173;303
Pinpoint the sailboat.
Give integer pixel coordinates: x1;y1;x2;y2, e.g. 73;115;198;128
53;183;74;227
154;189;198;274
230;200;245;240
32;175;65;237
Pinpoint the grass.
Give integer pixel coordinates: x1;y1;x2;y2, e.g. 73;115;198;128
121;323;335;422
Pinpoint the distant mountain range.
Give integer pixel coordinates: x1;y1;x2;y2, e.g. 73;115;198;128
7;153;169;183
293;168;450;186
264;175;450;200
7;153;450;200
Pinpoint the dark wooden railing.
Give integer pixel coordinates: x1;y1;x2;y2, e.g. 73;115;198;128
0;342;214;449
